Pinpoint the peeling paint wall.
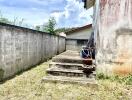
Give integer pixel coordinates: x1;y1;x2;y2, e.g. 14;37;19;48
95;0;132;75
0;23;66;80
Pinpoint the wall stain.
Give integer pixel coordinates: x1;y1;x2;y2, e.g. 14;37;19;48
0;69;4;81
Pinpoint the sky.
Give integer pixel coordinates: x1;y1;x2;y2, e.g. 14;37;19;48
0;0;93;28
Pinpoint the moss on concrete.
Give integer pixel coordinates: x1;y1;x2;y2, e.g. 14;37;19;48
0;68;4;81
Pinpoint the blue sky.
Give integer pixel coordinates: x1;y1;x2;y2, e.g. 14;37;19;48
0;0;93;28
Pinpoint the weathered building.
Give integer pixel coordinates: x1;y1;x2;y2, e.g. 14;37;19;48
66;24;92;51
84;0;132;75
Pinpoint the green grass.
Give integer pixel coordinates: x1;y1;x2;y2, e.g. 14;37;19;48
97;72;132;85
0;61;132;100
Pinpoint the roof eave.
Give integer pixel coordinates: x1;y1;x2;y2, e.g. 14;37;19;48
65;24;92;35
84;0;95;9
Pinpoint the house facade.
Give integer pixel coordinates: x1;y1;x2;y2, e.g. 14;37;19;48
84;0;132;75
66;24;92;51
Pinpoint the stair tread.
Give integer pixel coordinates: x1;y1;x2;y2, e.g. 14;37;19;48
83;65;96;68
42;75;97;86
47;67;83;73
50;62;83;66
59;50;80;56
53;55;92;60
52;55;92;64
92;71;96;75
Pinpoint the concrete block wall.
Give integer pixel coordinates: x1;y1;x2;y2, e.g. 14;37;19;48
66;39;88;51
66;39;78;51
0;23;66;80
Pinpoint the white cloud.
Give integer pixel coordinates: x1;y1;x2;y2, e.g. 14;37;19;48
51;12;62;23
51;0;93;28
0;0;93;28
28;0;64;5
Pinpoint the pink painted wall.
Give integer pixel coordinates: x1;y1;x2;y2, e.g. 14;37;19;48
100;0;132;31
95;0;132;75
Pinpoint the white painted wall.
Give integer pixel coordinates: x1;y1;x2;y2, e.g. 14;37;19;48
67;28;92;39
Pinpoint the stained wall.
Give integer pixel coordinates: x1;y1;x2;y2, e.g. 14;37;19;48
0;23;66;80
95;0;132;75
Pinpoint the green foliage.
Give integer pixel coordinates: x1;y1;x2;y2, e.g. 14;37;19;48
97;72;132;85
35;25;41;31
96;72;110;80
43;17;56;34
55;27;73;34
12;17;25;26
0;11;11;24
0;10;25;26
110;75;132;85
34;17;56;34
0;17;11;24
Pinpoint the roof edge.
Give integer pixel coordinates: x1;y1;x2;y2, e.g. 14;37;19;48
65;24;92;34
83;0;95;9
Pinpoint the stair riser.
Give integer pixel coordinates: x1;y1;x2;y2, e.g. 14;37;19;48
49;64;83;70
52;59;83;64
47;71;96;78
83;67;96;73
87;74;96;78
61;53;80;56
47;71;84;77
52;59;93;65
42;76;98;87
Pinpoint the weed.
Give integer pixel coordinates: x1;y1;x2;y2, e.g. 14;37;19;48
97;72;132;85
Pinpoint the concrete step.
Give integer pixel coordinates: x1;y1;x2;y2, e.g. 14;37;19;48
43;50;96;86
49;62;83;70
46;67;84;77
82;65;96;74
52;55;92;65
86;71;96;78
92;71;96;76
42;75;98;87
61;50;80;56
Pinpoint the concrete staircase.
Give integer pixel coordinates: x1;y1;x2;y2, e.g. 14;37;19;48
42;50;97;86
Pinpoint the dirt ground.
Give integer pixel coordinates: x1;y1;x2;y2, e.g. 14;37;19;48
0;61;132;100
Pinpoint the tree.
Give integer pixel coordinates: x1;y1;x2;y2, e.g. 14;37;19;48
0;10;25;26
55;28;73;33
0;11;11;24
12;17;25;26
0;17;11;24
43;17;56;34
35;25;41;31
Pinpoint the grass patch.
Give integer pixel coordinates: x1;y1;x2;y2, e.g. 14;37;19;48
0;61;131;100
97;72;132;85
